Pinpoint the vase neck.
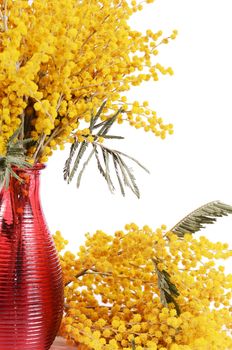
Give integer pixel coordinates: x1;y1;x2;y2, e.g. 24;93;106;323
8;164;45;199
0;164;45;223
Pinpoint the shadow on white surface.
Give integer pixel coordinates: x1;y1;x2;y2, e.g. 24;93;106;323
51;337;77;349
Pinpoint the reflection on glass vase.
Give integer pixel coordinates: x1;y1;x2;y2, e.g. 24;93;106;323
0;164;63;350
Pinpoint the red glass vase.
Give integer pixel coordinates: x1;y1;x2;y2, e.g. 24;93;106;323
0;164;64;350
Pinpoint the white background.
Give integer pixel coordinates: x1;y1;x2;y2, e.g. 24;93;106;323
41;0;232;268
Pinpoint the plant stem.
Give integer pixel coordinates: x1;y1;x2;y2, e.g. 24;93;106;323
42;125;63;149
20;111;25;141
33;133;46;163
65;269;89;286
0;0;8;31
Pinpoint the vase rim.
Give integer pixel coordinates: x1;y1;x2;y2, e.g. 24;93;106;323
12;163;46;172
31;163;46;170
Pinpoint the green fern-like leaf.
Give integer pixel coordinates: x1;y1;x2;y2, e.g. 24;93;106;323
0;126;33;188
153;258;180;315
92;144;148;198
64;103;149;197
170;200;232;238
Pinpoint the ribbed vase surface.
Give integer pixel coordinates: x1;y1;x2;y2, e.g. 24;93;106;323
0;164;63;350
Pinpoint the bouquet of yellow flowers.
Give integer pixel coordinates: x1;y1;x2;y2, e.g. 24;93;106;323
0;0;176;194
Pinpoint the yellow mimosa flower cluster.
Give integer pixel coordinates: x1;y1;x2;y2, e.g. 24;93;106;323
0;0;176;161
53;225;232;349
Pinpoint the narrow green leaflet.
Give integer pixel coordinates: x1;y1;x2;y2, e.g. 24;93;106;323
112;154;125;197
90;100;107;131
102;135;124;140
63;140;79;180
113;149;150;174
67;141;89;184
76;148;95;188
118;157;140;198
115;153;131;187
98;108;124;137
101;147;115;193
131;339;136;350
94;146;108;182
